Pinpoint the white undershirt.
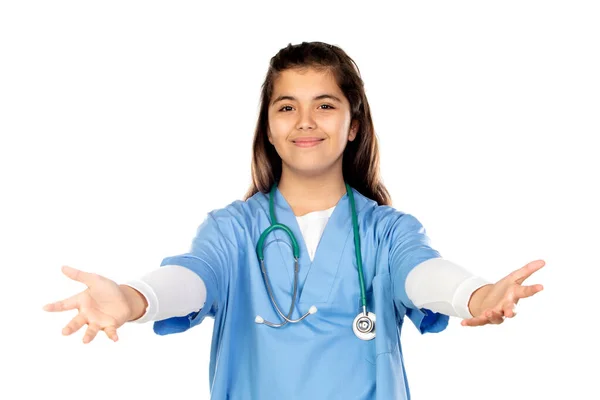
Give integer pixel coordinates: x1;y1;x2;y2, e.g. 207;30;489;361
125;207;489;323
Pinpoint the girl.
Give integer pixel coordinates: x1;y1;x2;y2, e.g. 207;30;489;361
43;41;544;400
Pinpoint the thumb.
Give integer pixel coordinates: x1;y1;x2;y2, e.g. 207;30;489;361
61;265;96;286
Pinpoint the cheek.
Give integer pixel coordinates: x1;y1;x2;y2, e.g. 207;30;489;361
268;118;290;142
325;121;351;147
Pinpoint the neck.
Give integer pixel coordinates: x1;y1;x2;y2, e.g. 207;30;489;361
278;167;346;216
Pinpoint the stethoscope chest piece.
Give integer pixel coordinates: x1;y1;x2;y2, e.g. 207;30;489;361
353;312;376;341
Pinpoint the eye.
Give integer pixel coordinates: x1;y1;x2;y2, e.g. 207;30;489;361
279;105;293;112
319;104;335;110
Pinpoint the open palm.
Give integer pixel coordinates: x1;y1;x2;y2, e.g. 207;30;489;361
461;259;545;326
43;266;133;343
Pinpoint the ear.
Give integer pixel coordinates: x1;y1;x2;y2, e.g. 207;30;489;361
348;120;359;142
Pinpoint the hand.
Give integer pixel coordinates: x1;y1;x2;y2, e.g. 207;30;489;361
461;259;545;327
43;266;136;343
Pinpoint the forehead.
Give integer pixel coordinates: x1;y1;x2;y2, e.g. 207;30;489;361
272;67;344;98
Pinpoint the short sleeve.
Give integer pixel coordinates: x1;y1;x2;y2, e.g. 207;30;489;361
153;213;232;335
389;213;449;334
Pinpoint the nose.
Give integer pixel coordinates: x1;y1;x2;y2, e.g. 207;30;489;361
296;109;316;130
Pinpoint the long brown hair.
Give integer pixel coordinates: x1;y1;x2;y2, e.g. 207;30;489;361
243;41;391;206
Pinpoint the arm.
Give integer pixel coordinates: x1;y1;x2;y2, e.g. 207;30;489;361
389;213;449;333
122;265;208;323
151;212;234;335
405;257;490;319
391;212;545;327
406;258;545;326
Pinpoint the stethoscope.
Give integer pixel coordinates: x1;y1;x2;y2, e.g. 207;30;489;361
254;182;376;341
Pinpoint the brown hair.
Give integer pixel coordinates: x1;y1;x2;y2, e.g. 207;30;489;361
243;41;391;206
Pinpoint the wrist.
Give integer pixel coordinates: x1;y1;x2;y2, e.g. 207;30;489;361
119;284;148;322
468;284;493;317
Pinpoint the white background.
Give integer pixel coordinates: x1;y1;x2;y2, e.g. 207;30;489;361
1;1;598;399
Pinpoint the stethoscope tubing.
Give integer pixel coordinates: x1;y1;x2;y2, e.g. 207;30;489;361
254;182;374;340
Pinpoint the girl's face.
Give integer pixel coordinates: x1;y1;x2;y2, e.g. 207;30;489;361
267;67;358;177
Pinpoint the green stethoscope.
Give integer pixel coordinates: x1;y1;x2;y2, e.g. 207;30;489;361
254;182;376;341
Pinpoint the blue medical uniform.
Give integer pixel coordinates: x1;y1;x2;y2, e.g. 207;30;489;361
154;186;449;400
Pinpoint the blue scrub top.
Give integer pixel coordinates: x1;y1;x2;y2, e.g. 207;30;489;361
154;186;448;400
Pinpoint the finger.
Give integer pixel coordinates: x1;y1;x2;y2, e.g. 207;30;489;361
513;260;545;285
104;326;119;342
61;265;96;286
515;284;544;300
43;293;80;312
63;313;87;336
486;309;505;325
500;289;518;318
82;323;101;344
503;301;518;318
461;315;490;327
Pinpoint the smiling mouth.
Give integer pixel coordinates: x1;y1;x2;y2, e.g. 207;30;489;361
292;138;325;148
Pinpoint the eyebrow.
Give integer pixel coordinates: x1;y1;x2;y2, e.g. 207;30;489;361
271;94;343;106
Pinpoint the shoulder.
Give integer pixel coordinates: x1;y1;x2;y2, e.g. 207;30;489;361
204;190;269;228
190;192;268;251
353;188;426;237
